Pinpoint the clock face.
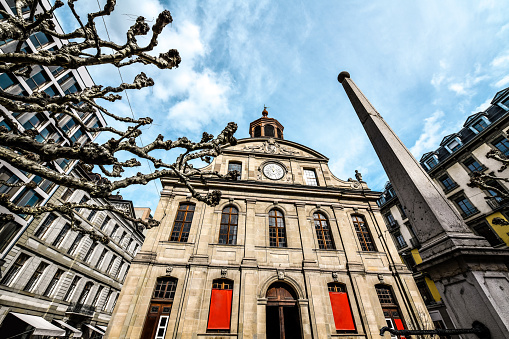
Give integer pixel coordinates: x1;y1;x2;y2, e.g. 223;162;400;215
263;163;285;180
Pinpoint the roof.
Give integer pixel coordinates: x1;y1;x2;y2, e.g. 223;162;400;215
463;112;487;127
491;86;509;104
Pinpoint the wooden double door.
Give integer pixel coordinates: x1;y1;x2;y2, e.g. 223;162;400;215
140;302;172;339
266;282;303;339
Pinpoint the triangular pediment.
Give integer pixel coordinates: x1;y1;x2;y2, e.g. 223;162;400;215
492;87;509;104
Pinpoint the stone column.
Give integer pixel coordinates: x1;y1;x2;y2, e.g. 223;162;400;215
338;71;509;337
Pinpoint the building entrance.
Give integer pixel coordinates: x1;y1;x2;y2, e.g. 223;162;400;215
266;282;302;339
140;277;177;339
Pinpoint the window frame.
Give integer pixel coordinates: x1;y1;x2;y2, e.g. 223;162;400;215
304;168;318;186
169;203;195;242
227;162;242;180
268;209;287;248
351;214;376;252
313;212;335;250
218;206;239;245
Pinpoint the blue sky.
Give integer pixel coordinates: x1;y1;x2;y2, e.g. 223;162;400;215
57;0;509;212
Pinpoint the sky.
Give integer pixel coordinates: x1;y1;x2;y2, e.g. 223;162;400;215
56;0;509;213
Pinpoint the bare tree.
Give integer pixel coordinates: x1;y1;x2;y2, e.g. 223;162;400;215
0;0;238;238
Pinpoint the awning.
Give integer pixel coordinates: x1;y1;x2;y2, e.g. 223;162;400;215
10;312;66;337
53;319;83;338
97;325;108;332
85;323;106;336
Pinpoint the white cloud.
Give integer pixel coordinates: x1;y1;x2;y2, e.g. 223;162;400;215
495;75;509;88
491;53;509;67
473;97;492;113
449;83;467;95
410;110;445;157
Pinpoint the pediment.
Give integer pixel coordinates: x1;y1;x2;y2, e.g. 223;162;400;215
223;138;328;160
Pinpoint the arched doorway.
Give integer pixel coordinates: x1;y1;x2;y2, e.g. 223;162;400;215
266;282;302;339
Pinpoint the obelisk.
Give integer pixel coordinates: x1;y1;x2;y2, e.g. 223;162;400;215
338;71;509;338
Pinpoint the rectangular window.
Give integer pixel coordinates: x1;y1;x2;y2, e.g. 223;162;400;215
447;139;461;152
87;209;97;222
34;213;57;238
92;286;104;306
170;203;195;242
0;221;22;253
83;242;97;263
439;174;456;191
397;204;407;219
472;119;488;132
0;73;18;90
454;196;477;217
106;255;117;275
328;284;355;331
23;261;49;292
119;231;127;247
29;32;52;49
52;223;70;247
35;124;57;143
110;224;119;237
384;213;397;228
100;216;111;230
493;137;509;156
1;253;30;286
473;223;503;247
24;68;50;90
67;233;83;255
304;169;318;186
207;281;233;330
64;276;81;301
43;269;64;297
227;162;242;180
61;188;74;201
0;166;20;196
12;187;42;208
425;157;437;169
463;157;483;172
394;233;407;249
96;249;108;269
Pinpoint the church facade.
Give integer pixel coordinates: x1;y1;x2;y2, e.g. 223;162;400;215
106;110;431;339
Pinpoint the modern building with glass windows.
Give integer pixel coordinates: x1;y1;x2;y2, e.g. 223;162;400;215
106;108;431;339
377;85;509;332
0;0;146;337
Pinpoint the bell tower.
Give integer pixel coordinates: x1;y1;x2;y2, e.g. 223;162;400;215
249;106;284;139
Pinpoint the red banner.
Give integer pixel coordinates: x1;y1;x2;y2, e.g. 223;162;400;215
207;289;233;330
329;292;355;331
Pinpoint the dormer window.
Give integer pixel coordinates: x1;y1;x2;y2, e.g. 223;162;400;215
499;96;509;111
424;156;438;170
472;119;488;133
445;137;462;153
465;113;491;134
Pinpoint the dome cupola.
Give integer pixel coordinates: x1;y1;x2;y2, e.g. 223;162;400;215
249;106;284;139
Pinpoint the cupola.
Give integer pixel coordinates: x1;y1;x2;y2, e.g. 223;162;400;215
249;106;284;139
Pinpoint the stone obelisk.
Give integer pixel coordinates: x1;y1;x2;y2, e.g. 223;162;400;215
338;71;509;338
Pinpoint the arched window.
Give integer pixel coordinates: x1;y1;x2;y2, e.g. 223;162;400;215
375;285;405;336
264;124;275;137
170;203;195;242
269;209;287;247
141;277;177;339
313;212;335;249
219;206;238;245
328;283;355;332
207;279;234;331
77;281;93;304
351;215;376;251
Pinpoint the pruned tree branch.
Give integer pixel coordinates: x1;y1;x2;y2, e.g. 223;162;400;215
0;0;238;241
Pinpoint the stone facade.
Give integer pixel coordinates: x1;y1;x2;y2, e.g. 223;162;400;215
106;112;432;339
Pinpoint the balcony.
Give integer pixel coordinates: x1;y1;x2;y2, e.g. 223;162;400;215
386;221;399;231
66;303;95;316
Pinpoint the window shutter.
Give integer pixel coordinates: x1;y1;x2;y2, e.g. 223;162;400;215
329;291;355;331
207;289;233;330
394;318;405;330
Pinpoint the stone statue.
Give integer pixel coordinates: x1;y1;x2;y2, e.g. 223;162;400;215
355;170;363;182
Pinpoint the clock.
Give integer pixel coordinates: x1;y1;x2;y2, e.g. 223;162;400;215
263;163;285;180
